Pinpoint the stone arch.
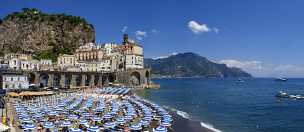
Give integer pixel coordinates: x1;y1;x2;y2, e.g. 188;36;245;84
65;74;72;87
130;71;141;86
94;75;99;86
85;74;91;86
145;71;150;84
39;73;49;88
28;73;36;84
53;74;61;87
102;74;109;86
76;75;82;86
109;74;116;83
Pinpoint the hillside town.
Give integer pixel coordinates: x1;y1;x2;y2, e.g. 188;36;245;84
0;34;147;91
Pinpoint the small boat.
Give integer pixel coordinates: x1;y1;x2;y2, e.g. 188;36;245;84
236;78;245;83
275;91;288;98
295;95;303;99
275;91;304;100
274;77;287;82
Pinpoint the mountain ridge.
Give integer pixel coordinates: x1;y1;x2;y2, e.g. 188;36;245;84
145;52;252;78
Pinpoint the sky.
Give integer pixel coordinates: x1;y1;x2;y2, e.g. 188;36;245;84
1;0;304;77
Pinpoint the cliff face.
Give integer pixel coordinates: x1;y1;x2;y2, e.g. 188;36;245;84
0;8;95;60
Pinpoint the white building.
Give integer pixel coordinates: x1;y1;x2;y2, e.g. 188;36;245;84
57;54;77;69
1;72;29;90
125;55;144;69
39;59;53;71
40;59;52;65
103;43;118;56
100;58;112;72
20;60;39;71
9;58;21;70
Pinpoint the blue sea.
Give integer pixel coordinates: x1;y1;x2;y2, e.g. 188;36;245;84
142;78;304;132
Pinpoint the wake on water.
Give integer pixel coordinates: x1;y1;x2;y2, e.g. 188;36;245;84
163;105;223;132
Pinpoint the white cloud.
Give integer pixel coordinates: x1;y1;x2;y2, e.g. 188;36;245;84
153;52;179;60
121;26;128;33
213;27;219;34
219;59;262;70
273;65;304;77
188;20;211;34
187;20;220;34
135;30;147;41
151;29;159;34
219;59;304;78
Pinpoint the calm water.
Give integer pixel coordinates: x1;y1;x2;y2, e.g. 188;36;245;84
142;78;304;132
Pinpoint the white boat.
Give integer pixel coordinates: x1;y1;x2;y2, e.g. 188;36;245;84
236;78;245;83
276;91;288;98
274;77;287;82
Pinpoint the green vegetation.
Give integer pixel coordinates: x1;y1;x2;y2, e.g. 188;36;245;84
4;8;89;26
33;47;73;62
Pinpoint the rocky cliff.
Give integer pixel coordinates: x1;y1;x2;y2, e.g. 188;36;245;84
0;8;95;61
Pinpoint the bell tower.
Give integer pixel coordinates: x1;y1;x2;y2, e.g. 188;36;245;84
123;34;128;44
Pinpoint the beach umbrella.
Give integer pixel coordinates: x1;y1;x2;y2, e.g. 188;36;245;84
143;116;152;121
163;117;173;122
62;121;72;127
92;116;102;122
88;126;100;132
95;107;104;112
49;111;58;116
153;126;167;132
55;107;64;111
69;128;83;132
124;115;133;120
43;122;54;129
57;104;65;107
129;123;142;131
162;114;172;118
32;114;42;119
116;118;125;124
68;114;79;120
83;112;91;117
19;113;29;119
103;114;113;119
74;109;82;114
161;121;171;127
104;122;116;129
140;120;150;126
24;123;36;130
21;118;33;123
79;119;88;125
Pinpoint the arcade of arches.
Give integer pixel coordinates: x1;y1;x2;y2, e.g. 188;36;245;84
26;69;150;88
